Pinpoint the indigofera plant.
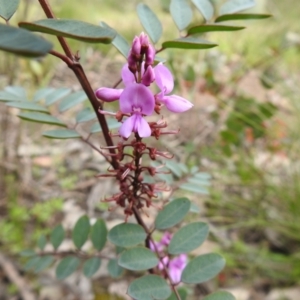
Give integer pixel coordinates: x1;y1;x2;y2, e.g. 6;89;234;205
0;0;271;299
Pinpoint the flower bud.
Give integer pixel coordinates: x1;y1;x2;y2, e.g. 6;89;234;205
159;95;193;113
95;87;123;102
142;65;155;86
139;32;149;48
131;36;141;57
145;44;155;66
127;54;137;73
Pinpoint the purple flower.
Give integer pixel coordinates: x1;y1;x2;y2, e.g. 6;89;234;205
154;63;193;113
119;83;154;138
95;32;193;139
169;254;187;284
150;232;172;252
95;63;155;138
150;232;187;284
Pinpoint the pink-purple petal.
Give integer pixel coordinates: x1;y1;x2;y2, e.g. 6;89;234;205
119;83;154;115
136;114;151;137
95;87;123;102
158;256;169;270
161;232;172;246
169;267;182;284
169;254;187;283
160;94;193;113
154;63;174;94
121;64;135;86
119;115;136;138
119;114;151;138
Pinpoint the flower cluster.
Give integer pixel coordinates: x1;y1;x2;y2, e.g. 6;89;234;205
95;33;193;216
95;32;193;139
150;232;187;284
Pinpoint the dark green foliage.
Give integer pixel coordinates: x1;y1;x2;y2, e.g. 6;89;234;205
50;225;65;250
155;198;191;229
108;223;146;248
91;219;107;251
56;256;80;280
127;275;171;300
220;97;278;153
72;215;90;249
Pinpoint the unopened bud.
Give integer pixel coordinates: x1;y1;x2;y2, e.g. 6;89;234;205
127;54;137;73
131;36;141;57
142;65;155;86
145;44;155;66
139;32;149;48
95;87;123;102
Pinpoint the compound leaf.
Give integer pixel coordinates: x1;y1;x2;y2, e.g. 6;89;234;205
179;182;209;194
108;223;146;248
128;275;171;300
168;222;209;254
188;24;245;34
6;101;49;113
192;0;214;21
107;259;124;278
118;247;158;271
56;256;80;280
19;19;116;44
91;219;107;251
58;91;87;112
5;86;26;98
34;255;55;273
170;0;193;31
162;37;217;50
50;224;65;250
181;253;225;284
155;198;191;230
43;129;81;139
0;23;52;57
83;257;101;278
37;235;47;250
18;112;66;127
100;22;130;57
90;119;120;133
203;291;236;300
137;3;163;43
45;88;71;106
72;215;90;249
220;0;255;15
76;107;96;123
0;0;20;20
0;90;23;102
215;13;271;22
33;87;55;102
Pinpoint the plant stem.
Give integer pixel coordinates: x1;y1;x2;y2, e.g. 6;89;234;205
38;0;119;169
150;237;182;300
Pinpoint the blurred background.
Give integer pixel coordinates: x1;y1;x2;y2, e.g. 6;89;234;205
0;0;300;299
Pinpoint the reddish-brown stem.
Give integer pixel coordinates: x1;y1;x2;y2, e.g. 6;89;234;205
38;0;73;58
39;3;179;297
39;0;119;169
